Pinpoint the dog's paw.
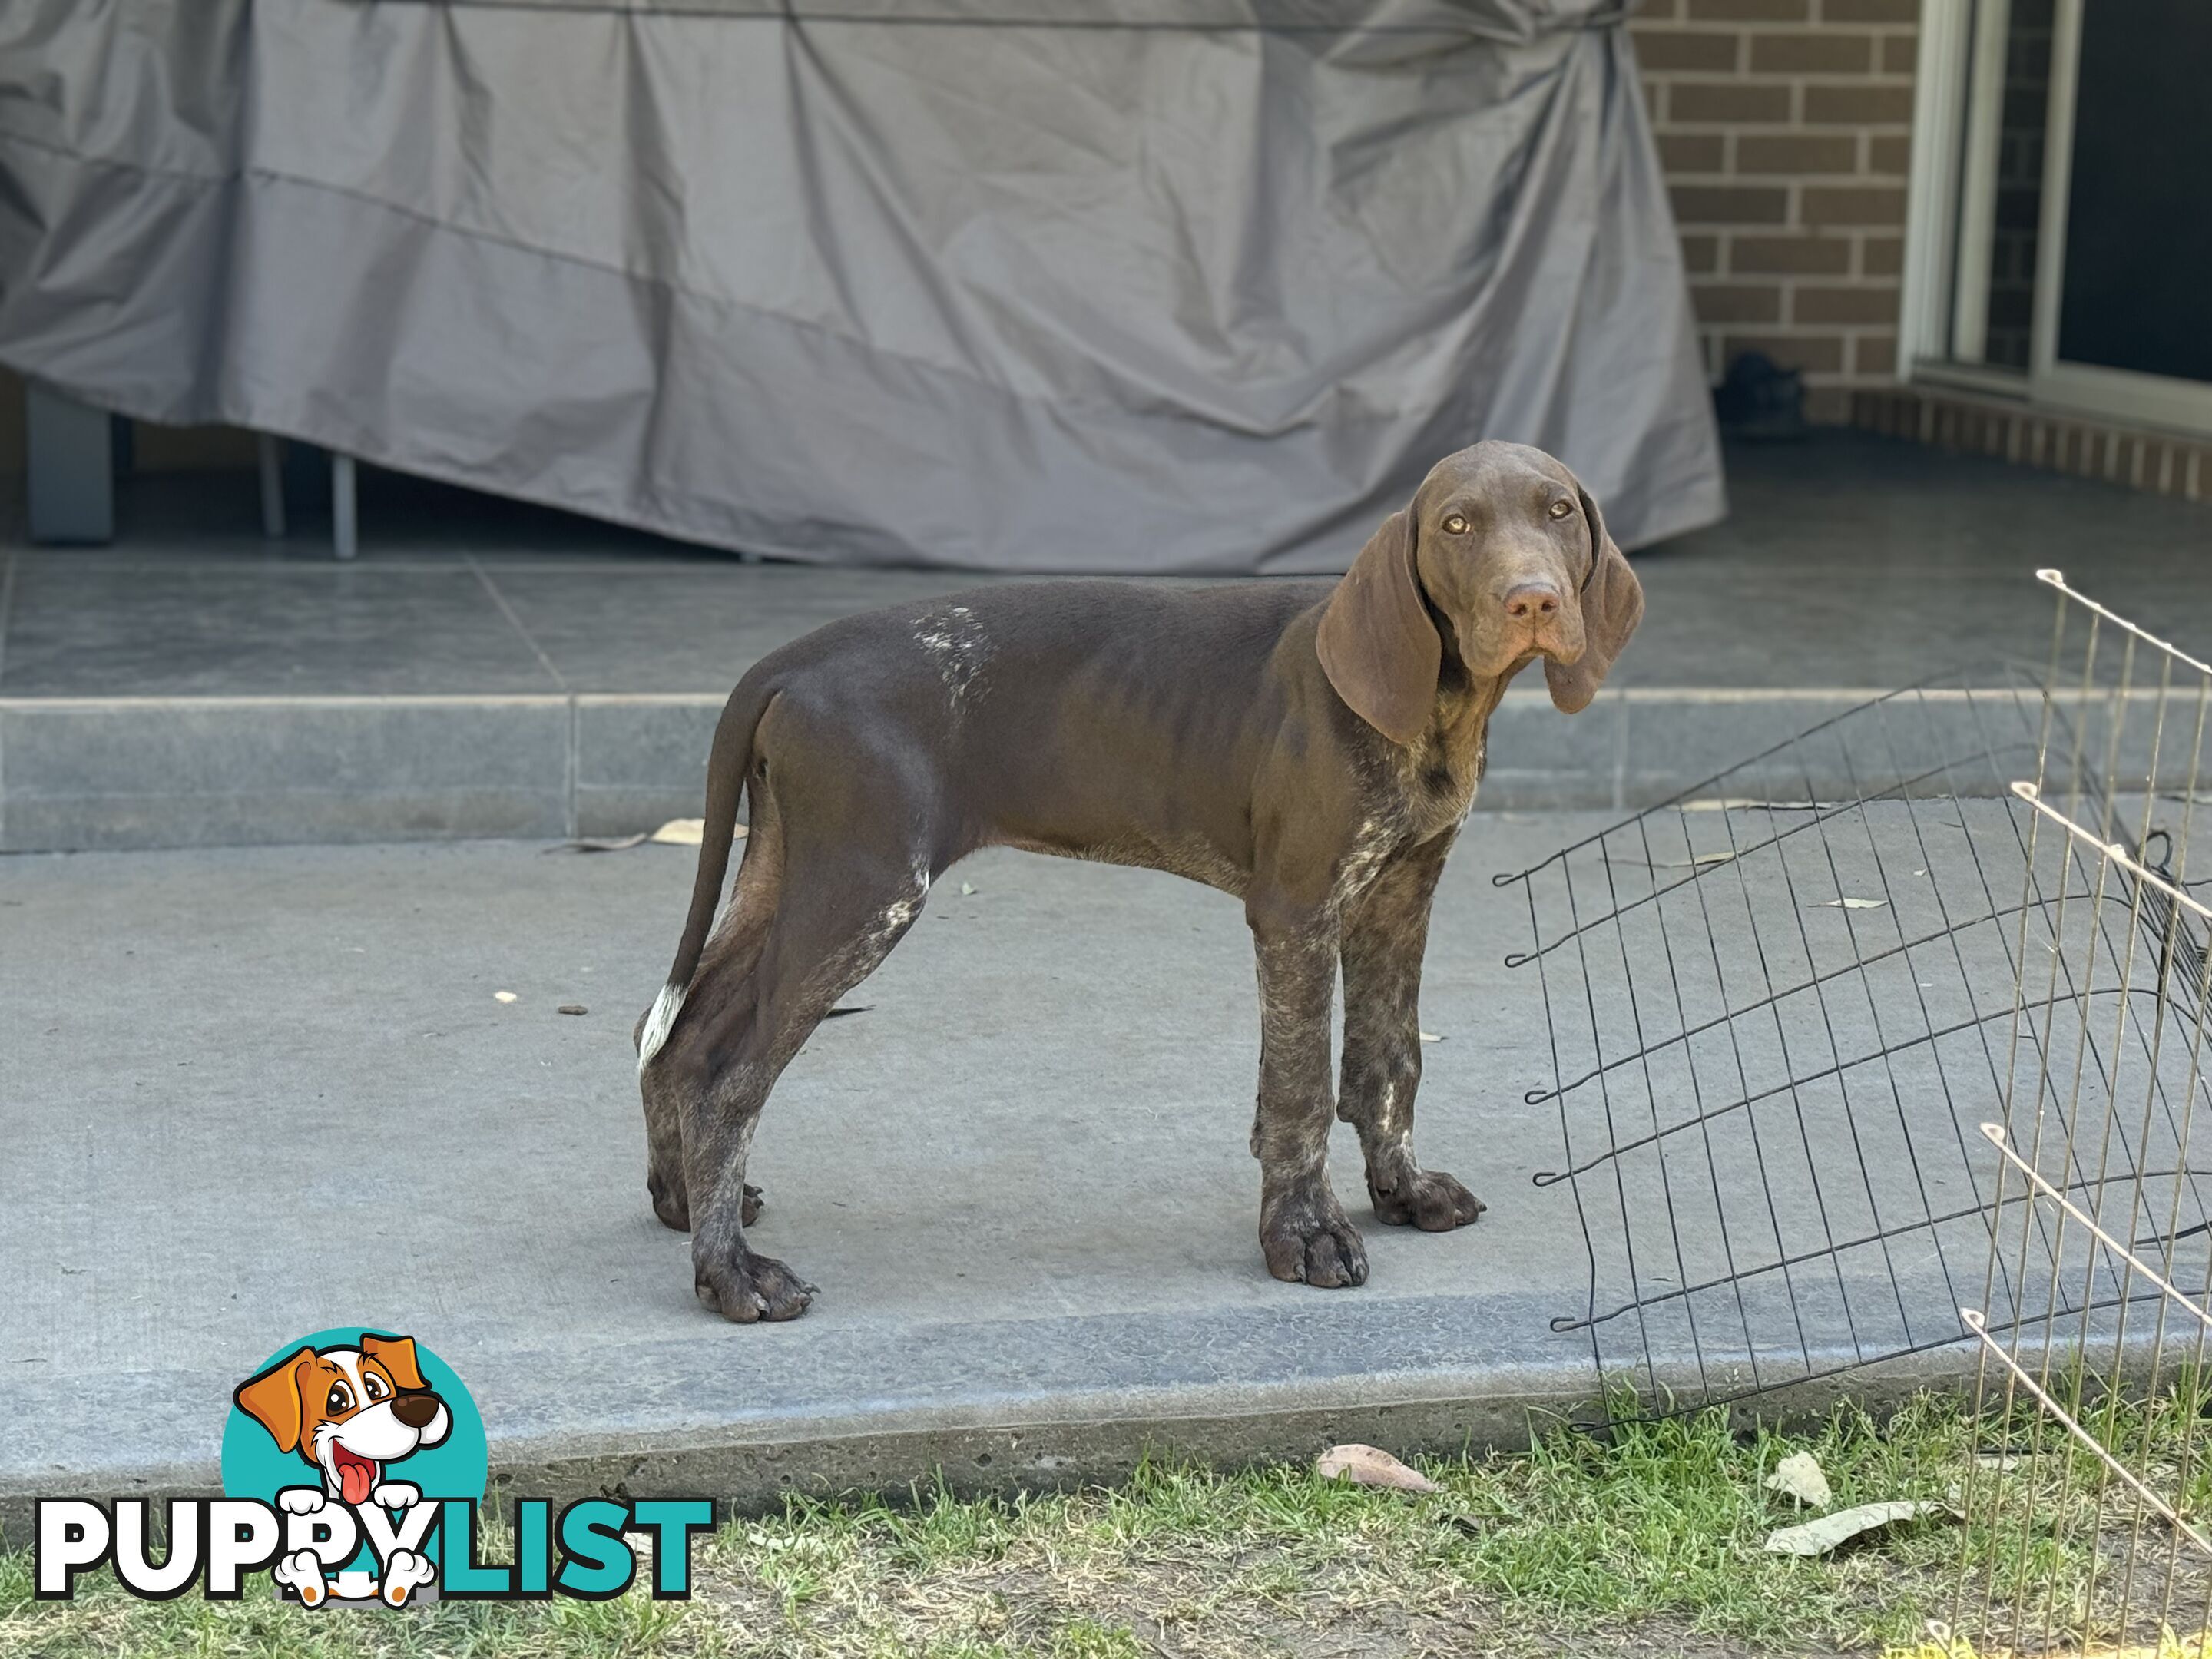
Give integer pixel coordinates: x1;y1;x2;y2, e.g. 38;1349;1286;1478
370;1481;420;1510
272;1550;329;1605
379;1548;437;1608
1260;1189;1369;1289
694;1247;815;1323
1369;1168;1485;1232
276;1486;327;1516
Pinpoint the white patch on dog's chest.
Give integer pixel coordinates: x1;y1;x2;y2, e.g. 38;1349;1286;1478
1333;816;1399;905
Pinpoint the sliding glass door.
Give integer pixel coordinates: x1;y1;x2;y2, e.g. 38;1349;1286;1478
1906;0;2212;435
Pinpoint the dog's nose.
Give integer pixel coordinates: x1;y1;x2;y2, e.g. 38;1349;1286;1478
391;1391;443;1429
1504;583;1561;621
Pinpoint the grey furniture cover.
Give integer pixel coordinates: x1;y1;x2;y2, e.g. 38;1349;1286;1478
0;0;1724;571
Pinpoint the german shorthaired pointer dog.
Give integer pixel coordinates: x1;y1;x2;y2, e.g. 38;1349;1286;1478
637;441;1644;1321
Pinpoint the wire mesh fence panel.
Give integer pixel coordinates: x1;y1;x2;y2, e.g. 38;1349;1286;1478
1942;576;2212;1657
1498;571;2212;1429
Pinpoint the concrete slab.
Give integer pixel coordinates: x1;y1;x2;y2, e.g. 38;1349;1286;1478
0;558;559;697
0;810;2041;1535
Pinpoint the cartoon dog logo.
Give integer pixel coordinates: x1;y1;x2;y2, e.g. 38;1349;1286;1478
233;1333;452;1605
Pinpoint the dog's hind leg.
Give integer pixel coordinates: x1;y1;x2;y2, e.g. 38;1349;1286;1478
677;816;937;1323
636;801;785;1232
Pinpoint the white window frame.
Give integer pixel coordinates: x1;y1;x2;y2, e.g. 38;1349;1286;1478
1899;0;1971;374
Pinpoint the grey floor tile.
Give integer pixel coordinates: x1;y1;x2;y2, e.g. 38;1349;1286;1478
4;434;2204;702
1621;435;2212;688
0;560;560;696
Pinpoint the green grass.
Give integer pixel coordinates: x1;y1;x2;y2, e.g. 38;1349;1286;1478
4;1392;2202;1659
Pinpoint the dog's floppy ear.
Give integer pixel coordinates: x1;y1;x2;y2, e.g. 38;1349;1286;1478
1544;482;1644;715
1316;508;1442;746
361;1333;429;1392
234;1348;316;1454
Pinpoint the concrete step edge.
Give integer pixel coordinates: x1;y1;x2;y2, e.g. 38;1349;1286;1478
0;684;2084;853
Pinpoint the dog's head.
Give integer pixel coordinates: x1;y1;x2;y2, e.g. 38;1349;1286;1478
233;1334;452;1506
1316;441;1644;743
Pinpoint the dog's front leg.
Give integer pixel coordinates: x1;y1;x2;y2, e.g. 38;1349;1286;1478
1247;899;1367;1288
1339;838;1485;1231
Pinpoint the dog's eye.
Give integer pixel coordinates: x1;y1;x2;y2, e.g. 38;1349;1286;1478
1442;514;1469;535
326;1382;353;1414
363;1374;388;1401
1548;499;1575;520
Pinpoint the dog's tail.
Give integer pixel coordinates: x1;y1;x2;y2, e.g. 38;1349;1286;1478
638;679;771;1074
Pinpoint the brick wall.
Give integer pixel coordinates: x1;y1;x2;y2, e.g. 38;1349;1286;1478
1631;0;1919;422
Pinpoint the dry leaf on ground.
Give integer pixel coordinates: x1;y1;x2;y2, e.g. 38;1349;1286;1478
650;819;750;847
1764;1451;1832;1510
1763;1500;1952;1556
1316;1444;1441;1495
1816;897;1886;910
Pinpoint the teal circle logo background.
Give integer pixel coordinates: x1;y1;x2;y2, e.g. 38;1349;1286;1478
220;1328;488;1535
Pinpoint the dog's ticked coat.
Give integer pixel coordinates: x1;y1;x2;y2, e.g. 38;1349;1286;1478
637;442;1644;1322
